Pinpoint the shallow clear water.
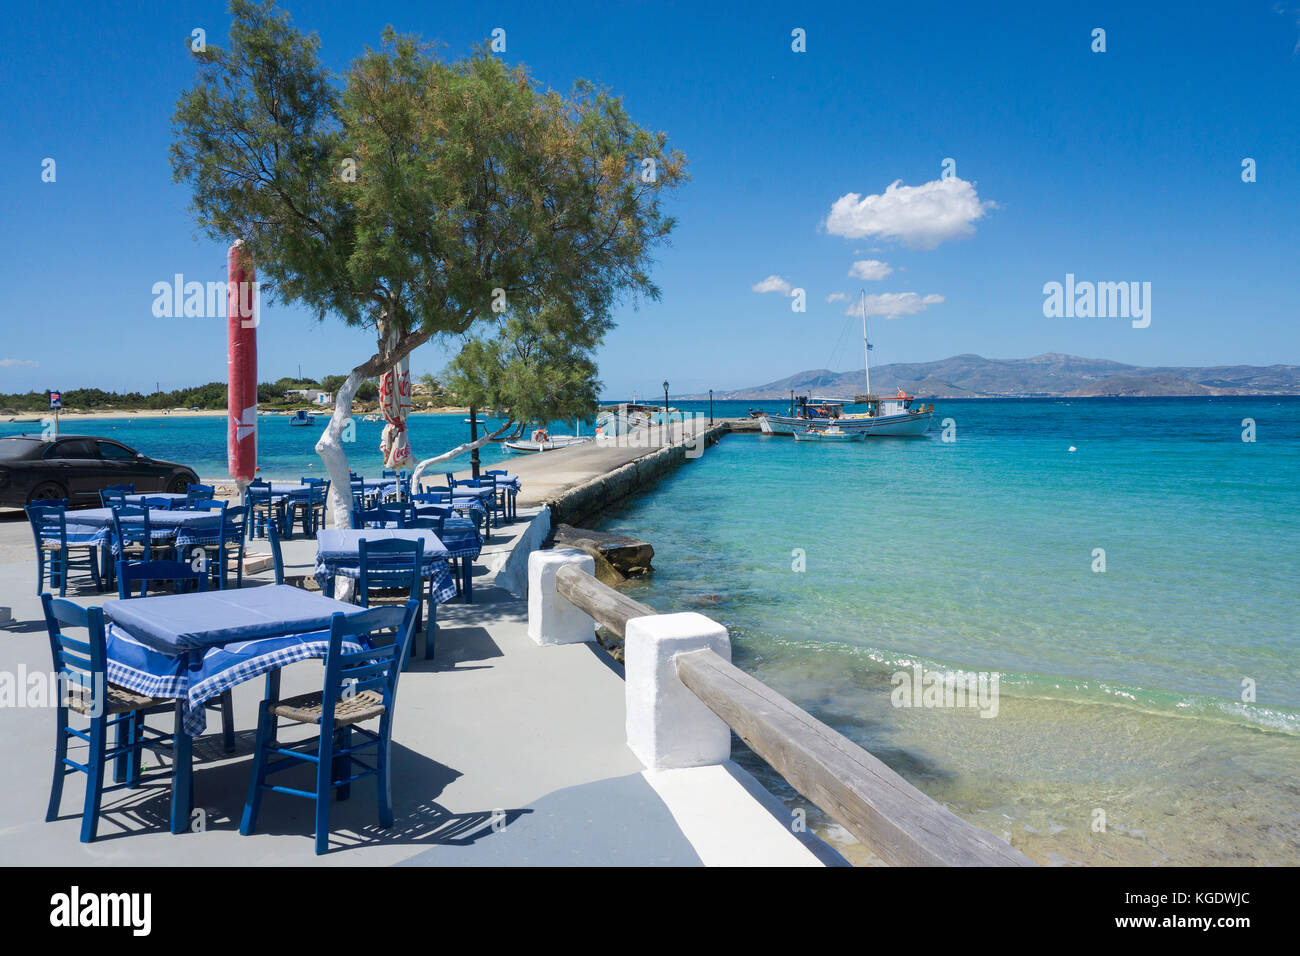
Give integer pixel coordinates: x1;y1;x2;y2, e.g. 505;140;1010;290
597;397;1300;865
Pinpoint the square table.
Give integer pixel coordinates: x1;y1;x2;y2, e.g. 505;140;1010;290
102;585;369;834
315;529;458;604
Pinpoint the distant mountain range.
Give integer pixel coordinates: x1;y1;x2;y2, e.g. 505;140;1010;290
684;354;1300;400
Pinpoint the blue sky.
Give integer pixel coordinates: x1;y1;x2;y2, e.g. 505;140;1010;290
2;1;1297;400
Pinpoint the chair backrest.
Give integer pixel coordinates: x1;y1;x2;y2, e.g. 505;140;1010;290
138;496;174;510
246;480;272;506
357;537;423;602
221;504;248;542
382;469;397;479
27;503;67;550
352;503;407;529
186;482;215;506
41;594;107;711
265;511;285;585
116;559;210;600
99;485;133;507
409;504;449;535
320;602;418;729
186;498;228;513
110;504;152;557
484;470;507;477
411;491;451;504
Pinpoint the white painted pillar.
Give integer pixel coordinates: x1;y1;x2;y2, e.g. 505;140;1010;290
625;612;731;770
527;549;597;645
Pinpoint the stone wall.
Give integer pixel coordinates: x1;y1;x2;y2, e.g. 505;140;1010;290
543;422;729;526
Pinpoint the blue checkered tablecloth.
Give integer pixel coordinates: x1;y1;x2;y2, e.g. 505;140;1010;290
101;586;376;736
106;623;366;736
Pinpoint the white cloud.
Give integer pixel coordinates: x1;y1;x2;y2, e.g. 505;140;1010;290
0;358;38;368
848;259;893;280
845;292;944;319
825;177;993;249
752;275;793;295
825;292;849;303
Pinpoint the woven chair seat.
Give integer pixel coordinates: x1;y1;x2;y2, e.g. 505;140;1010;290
271;689;386;727
67;682;169;716
40;540;63;551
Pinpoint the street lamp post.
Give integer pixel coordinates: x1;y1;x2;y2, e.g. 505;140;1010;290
709;388;713;426
662;380;669;446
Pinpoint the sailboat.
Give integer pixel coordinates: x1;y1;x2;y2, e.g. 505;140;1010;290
759;291;935;437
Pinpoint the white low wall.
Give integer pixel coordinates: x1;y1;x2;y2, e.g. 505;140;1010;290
494;506;552;599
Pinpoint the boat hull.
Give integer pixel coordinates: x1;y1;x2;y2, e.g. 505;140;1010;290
504;436;592;453
760;411;933;437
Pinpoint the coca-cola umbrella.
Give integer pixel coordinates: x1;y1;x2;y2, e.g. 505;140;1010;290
379;355;414;471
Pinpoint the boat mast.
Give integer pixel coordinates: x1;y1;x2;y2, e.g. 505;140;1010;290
861;290;871;399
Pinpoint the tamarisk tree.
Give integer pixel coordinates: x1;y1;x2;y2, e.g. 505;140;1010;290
171;0;685;525
408;303;605;488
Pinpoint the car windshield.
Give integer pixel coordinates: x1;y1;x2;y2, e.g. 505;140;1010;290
0;437;45;461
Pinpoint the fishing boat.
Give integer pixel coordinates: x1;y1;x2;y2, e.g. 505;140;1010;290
288;410;317;427
759;292;935;438
504;425;593;454
792;425;865;442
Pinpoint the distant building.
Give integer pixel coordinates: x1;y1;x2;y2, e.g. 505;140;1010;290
284;388;333;405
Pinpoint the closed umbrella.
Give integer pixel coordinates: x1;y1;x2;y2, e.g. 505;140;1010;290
379;355;414;470
226;241;257;491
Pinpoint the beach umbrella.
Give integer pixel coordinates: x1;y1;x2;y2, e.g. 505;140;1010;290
379;355;414;470
226;241;257;490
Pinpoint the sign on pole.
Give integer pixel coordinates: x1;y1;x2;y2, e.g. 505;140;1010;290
48;391;61;411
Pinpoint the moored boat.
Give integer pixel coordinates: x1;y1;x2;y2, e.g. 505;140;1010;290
759;292;936;438
288;410;316;426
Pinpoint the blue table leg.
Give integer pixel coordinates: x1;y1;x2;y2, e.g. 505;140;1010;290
170;701;193;835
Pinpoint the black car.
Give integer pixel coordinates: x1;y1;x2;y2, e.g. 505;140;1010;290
0;434;201;508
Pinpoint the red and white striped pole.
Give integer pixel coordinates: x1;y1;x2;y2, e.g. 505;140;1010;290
227;241;258;491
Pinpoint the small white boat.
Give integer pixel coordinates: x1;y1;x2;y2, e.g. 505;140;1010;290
504;433;592;453
361;413;382;422
793;425;866;442
288;410;316;427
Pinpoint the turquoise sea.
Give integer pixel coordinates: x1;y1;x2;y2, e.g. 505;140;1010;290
0;411;593;479
599;397;1300;866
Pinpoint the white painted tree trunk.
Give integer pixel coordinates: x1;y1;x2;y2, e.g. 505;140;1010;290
315;368;365;531
409;426;511;492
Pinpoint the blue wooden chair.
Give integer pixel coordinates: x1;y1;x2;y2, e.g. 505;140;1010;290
115;558;208;600
240;601;419;854
351;502;410;530
98;484;133;508
217;505;248;588
41;594;176;842
185;482;216;507
484;469;514;521
245;479;281;540
27;503;102;595
290;479;328;536
115;561;235;752
110;503;158;564
409;503;449;536
350;537;431;651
